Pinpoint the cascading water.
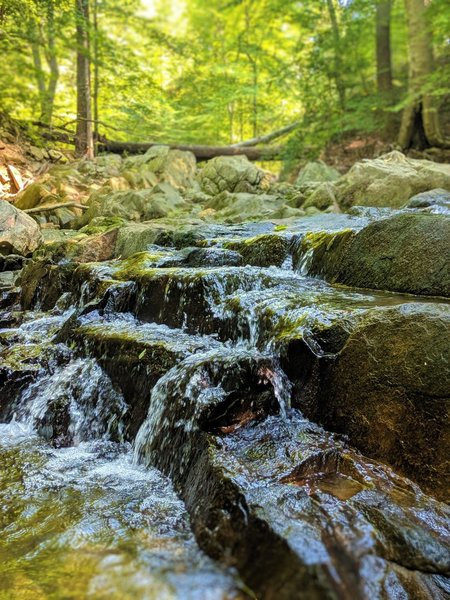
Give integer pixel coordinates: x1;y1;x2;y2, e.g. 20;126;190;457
0;315;243;598
2;213;450;599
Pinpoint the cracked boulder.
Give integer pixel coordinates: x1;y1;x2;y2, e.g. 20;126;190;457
0;201;43;256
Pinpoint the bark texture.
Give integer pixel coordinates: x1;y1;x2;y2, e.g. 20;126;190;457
75;0;94;159
399;0;449;149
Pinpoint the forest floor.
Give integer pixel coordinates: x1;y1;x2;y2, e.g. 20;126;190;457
2;111;450;202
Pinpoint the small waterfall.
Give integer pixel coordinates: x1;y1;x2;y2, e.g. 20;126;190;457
15;358;128;446
133;348;292;469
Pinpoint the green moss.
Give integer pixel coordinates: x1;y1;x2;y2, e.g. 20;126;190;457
79;216;126;236
1;343;50;371
224;234;288;267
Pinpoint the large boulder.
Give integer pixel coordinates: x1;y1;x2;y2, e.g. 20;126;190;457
114;218;207;258
83;182;187;223
0;201;42;256
295;160;340;186
335;151;450;210
294;212;450;296
198;155;274;195
302;304;450;499
122;145;197;191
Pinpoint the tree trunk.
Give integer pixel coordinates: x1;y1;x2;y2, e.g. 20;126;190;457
92;0;99;153
376;0;396;138
399;0;449;148
376;0;392;96
75;0;94;159
41;1;59;126
326;0;346;110
29;3;59;127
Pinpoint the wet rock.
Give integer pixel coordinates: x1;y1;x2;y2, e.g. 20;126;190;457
335;151;450;210
224;234;289;267
134;350;450;599
294;212;450;297
405;188;450;213
183;247;243;267
0;201;43;256
294;303;450;499
18;259;77;310
72;315;222;438
295;160;340;185
0;341;70;422
198;155;274;195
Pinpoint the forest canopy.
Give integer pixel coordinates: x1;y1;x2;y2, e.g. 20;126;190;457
0;0;449;159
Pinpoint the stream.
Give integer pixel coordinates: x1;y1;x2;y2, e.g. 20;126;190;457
1;217;449;599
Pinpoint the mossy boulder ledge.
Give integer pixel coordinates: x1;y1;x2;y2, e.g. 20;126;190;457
294;212;450;297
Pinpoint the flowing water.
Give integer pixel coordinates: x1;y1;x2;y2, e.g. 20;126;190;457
1;219;450;599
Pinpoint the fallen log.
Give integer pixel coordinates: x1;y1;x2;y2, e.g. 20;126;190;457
232;121;300;148
24;201;88;214
97;139;283;161
33;121;286;160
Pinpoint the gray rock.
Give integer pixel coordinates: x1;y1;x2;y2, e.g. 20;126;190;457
335;151;450;209
198;155;274;195
0;201;43;256
295;160;340;185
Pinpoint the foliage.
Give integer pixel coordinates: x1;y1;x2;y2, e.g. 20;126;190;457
0;0;449;158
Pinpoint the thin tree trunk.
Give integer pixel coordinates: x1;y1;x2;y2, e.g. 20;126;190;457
75;0;94;158
376;0;392;96
41;1;59;126
31;41;47;119
326;0;346;110
93;0;99;151
376;0;396;138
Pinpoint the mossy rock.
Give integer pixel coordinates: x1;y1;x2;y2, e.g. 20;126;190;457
224;234;288;267
302;182;337;211
294;213;450;297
